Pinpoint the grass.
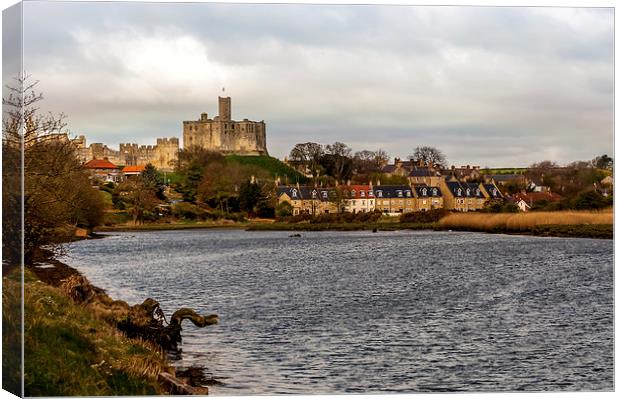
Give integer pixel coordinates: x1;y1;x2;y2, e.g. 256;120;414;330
2;268;172;396
225;155;307;183
96;219;252;231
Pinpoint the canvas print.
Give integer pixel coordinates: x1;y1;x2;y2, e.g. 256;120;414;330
1;0;614;396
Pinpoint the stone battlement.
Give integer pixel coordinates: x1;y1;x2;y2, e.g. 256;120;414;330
75;137;179;171
183;96;268;156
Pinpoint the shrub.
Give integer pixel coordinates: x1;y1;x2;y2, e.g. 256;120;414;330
275;201;293;217
400;209;449;223
172;202;209;220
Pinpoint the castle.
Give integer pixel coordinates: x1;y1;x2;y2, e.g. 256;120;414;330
73;136;179;172
183;96;268;155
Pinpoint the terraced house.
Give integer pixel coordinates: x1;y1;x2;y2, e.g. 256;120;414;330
340;185;376;213
413;185;444;211
373;185;415;215
439;179;488;211
276;185;339;215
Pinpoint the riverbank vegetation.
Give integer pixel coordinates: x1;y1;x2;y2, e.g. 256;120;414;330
439;209;613;238
3;269;170;396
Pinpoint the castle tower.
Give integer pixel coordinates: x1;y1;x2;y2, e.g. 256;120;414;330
218;96;231;121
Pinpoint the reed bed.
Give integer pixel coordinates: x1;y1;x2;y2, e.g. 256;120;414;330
439;209;613;231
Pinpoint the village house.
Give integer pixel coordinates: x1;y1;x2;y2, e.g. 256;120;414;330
373;185;415;215
511;191;563;211
340;185;376;213
412;185;444;211
83;158;121;183
438;179;486;211
276;185;339;215
121;165;146;179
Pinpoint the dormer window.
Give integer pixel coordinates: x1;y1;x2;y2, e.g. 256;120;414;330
397;190;403;197
377;190;383;198
476;189;480;196
368;191;374;197
406;190;412;197
322;191;328;199
292;189;298;198
466;188;471;196
361;191;366;197
351;189;356;197
312;190;317;198
493;189;497;196
422;188;427;196
432;188;438;196
457;188;462;196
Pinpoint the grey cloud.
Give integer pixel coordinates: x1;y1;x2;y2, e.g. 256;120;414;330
18;2;613;167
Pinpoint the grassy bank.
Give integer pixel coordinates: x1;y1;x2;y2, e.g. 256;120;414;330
96;220;251;232
2;269;171;396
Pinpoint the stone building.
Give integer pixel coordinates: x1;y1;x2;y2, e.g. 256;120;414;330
183;96;268;155
73;136;179;172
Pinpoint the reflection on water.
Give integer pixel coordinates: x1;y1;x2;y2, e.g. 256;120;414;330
62;230;613;394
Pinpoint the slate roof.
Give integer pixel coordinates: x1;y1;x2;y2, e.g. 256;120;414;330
408;166;437;177
276;186;336;202
414;185;442;197
464;183;485;198
445;181;483;198
482;183;503;198
340;185;374;199
373;185;413;199
381;164;397;173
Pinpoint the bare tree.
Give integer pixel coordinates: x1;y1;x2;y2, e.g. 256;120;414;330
3;75;104;266
409;146;447;169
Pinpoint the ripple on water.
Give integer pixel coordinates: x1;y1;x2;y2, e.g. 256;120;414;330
62;230;613;394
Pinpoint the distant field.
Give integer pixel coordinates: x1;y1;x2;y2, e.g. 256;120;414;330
225;155;308;183
479;168;527;174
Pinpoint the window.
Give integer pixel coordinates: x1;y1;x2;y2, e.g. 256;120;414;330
397;190;403;197
457;188;462;196
466;188;471;196
377;190;383;198
368;191;374;197
312;190;317;198
433;188;438;196
422;188;427;196
423;200;427;205
361;191;366;197
362;200;365;205
476;189;480;196
351;200;356;205
292;189;298;198
493;189;498;196
406;190;412;197
351;189;356;197
322;191;328;199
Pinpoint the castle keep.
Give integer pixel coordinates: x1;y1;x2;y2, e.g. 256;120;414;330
183;96;268;155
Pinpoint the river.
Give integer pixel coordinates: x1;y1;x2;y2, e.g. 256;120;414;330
61;229;613;394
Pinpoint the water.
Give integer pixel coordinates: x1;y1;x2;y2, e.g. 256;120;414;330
62;230;614;394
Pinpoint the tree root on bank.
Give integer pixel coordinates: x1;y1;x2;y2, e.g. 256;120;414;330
60;274;218;351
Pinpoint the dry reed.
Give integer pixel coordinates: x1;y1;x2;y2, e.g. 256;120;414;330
439;209;613;231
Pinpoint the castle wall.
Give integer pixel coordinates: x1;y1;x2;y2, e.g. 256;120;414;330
183;96;268;156
75;137;179;171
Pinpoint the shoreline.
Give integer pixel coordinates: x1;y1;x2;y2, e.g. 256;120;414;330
95;221;612;239
17;249;209;395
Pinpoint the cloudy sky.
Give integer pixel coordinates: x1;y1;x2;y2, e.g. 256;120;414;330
10;1;615;167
